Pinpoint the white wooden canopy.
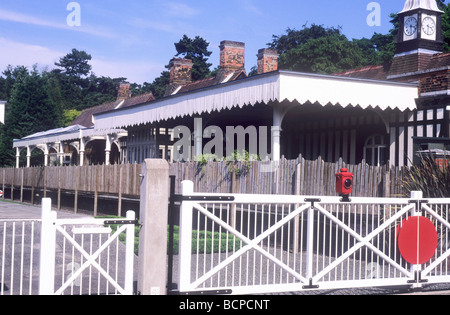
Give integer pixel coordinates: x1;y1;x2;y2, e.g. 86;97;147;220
13;125;125;148
93;71;418;131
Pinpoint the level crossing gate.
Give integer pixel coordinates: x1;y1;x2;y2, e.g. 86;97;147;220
175;181;450;295
0;199;136;295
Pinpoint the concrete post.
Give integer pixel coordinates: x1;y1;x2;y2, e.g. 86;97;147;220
138;159;170;295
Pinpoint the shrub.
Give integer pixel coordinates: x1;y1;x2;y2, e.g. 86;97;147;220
402;154;450;198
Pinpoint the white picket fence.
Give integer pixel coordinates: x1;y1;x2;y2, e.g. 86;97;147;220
0;199;136;295
177;181;450;295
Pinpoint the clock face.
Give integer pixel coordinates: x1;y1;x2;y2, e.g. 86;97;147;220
404;16;418;36
422;16;436;35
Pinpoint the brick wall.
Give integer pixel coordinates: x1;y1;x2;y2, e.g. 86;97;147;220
419;69;450;94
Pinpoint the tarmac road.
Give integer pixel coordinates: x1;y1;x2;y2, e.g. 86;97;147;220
0;199;91;220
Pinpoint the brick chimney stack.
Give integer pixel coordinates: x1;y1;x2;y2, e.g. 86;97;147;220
165;58;194;96
169;58;194;85
117;82;131;101
257;49;279;74
219;41;245;72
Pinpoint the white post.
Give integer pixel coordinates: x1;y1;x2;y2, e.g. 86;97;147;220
39;198;57;295
305;204;315;281
409;190;423;290
79;137;86;166
15;147;20;168
194;118;203;160
105;135;112;166
44;144;49;167
59;142;65;166
272;106;286;162
178;180;194;293
124;210;136;295
26;146;31;168
271;126;281;162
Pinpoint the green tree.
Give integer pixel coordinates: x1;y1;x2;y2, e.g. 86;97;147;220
268;24;342;54
62;109;82;127
134;35;212;99
277;32;366;74
440;3;450;51
53;49;93;111
55;48;92;80
0;67;61;165
81;75;127;109
1;65;29;100
174;35;212;81
270;25;370;73
144;71;170;99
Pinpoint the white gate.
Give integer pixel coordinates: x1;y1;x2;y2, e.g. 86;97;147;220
0;218;40;295
39;199;136;295
177;181;450;295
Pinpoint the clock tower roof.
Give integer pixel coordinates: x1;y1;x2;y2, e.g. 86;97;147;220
399;0;444;14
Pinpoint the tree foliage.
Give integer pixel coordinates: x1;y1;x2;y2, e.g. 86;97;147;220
174;35;213;81
2;9;450;166
269;23;398;73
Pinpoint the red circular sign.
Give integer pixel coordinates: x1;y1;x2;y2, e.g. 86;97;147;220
398;216;438;265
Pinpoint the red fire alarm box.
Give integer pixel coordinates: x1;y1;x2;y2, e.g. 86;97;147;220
336;168;353;196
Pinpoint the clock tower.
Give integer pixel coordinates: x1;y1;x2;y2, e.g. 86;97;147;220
389;0;444;78
397;0;444;54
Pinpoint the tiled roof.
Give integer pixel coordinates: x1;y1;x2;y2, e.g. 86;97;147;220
71;101;119;128
120;92;155;108
70;92;155;128
333;65;389;80
426;52;450;69
177;77;216;94
171;69;247;95
334;52;450;82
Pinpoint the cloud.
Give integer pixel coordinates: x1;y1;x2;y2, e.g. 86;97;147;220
0;38;63;70
242;0;263;16
130;18;182;34
0;38;161;84
164;2;200;18
0;9;115;39
0;9;63;29
90;58;165;84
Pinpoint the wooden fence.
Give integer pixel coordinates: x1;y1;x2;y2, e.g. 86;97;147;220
169;157;407;197
0;157;408;215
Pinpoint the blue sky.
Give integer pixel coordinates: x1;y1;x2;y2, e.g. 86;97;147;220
0;1;436;84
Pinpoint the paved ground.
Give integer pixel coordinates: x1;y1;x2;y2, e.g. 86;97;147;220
0;199;92;220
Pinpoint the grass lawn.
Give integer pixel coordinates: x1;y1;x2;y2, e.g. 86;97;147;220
99;216;242;256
